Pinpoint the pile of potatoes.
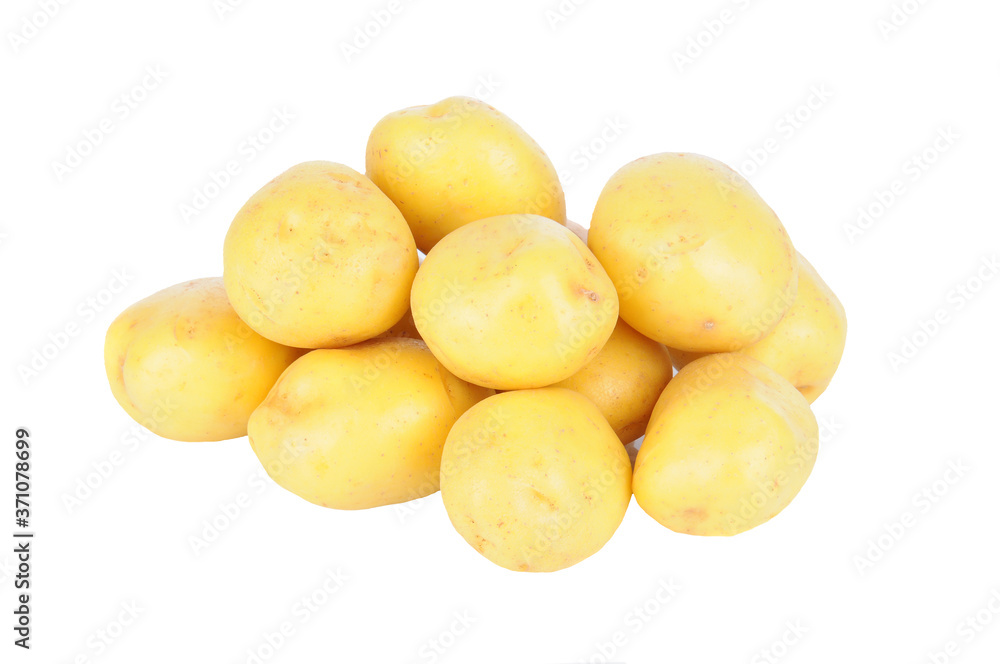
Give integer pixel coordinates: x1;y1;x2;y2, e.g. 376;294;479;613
105;96;846;573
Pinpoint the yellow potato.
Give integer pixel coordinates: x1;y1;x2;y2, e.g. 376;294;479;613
248;338;492;510
634;353;818;536
366;96;567;252
565;219;589;243
589;153;797;353
411;214;619;390
552;318;673;444
223;161;418;349
668;253;847;402
376;307;422;341
104;278;302;442
440;388;632;572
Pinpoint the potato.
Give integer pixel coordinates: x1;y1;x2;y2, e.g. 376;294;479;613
104;278;302;442
248;338;492;510
440;388;632;572
565;219;589;243
551;318;673;444
668;253;847;402
376;307;422;341
589;153;797;353
633;353;818;536
411;214;619;390
223;161;418;349
366;96;567;252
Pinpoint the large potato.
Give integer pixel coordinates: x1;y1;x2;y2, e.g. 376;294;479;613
440;388;632;572
248;338;492;510
589;153;797;353
366;96;567;252
104;278;302;442
633;353;818;536
223;161;418;349
552;318;673;444
668;253;847;402
411;214;619;390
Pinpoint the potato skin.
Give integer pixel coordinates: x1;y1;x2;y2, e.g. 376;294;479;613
411;214;619;390
668;253;847;402
633;353;818;536
104;278;302;442
440;388;632;572
223;161;418;349
552;319;673;444
366;96;567;252
247;338;492;510
589;153;797;353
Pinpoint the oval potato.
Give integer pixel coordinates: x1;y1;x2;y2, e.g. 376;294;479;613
223;161;418;349
367;96;567;252
104;278;302;442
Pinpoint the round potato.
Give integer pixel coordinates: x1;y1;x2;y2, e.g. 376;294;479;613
589;153;797;353
668;253;847;402
366;96;567;252
440;388;632;572
552;319;673;444
248;338;492;510
411;214;619;390
634;353;818;536
104;278;302;442
223;161;418;349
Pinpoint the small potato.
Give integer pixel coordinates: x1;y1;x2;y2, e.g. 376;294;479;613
634;353;818;536
565;219;589;243
248;338;492;510
366;96;567;252
376;308;422;341
411;214;619;390
589;153;798;353
668;253;847;402
104;278;302;442
223;161;418;349
440;388;632;572
552;319;673;444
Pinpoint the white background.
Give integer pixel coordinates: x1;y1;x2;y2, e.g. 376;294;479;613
3;0;1000;662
